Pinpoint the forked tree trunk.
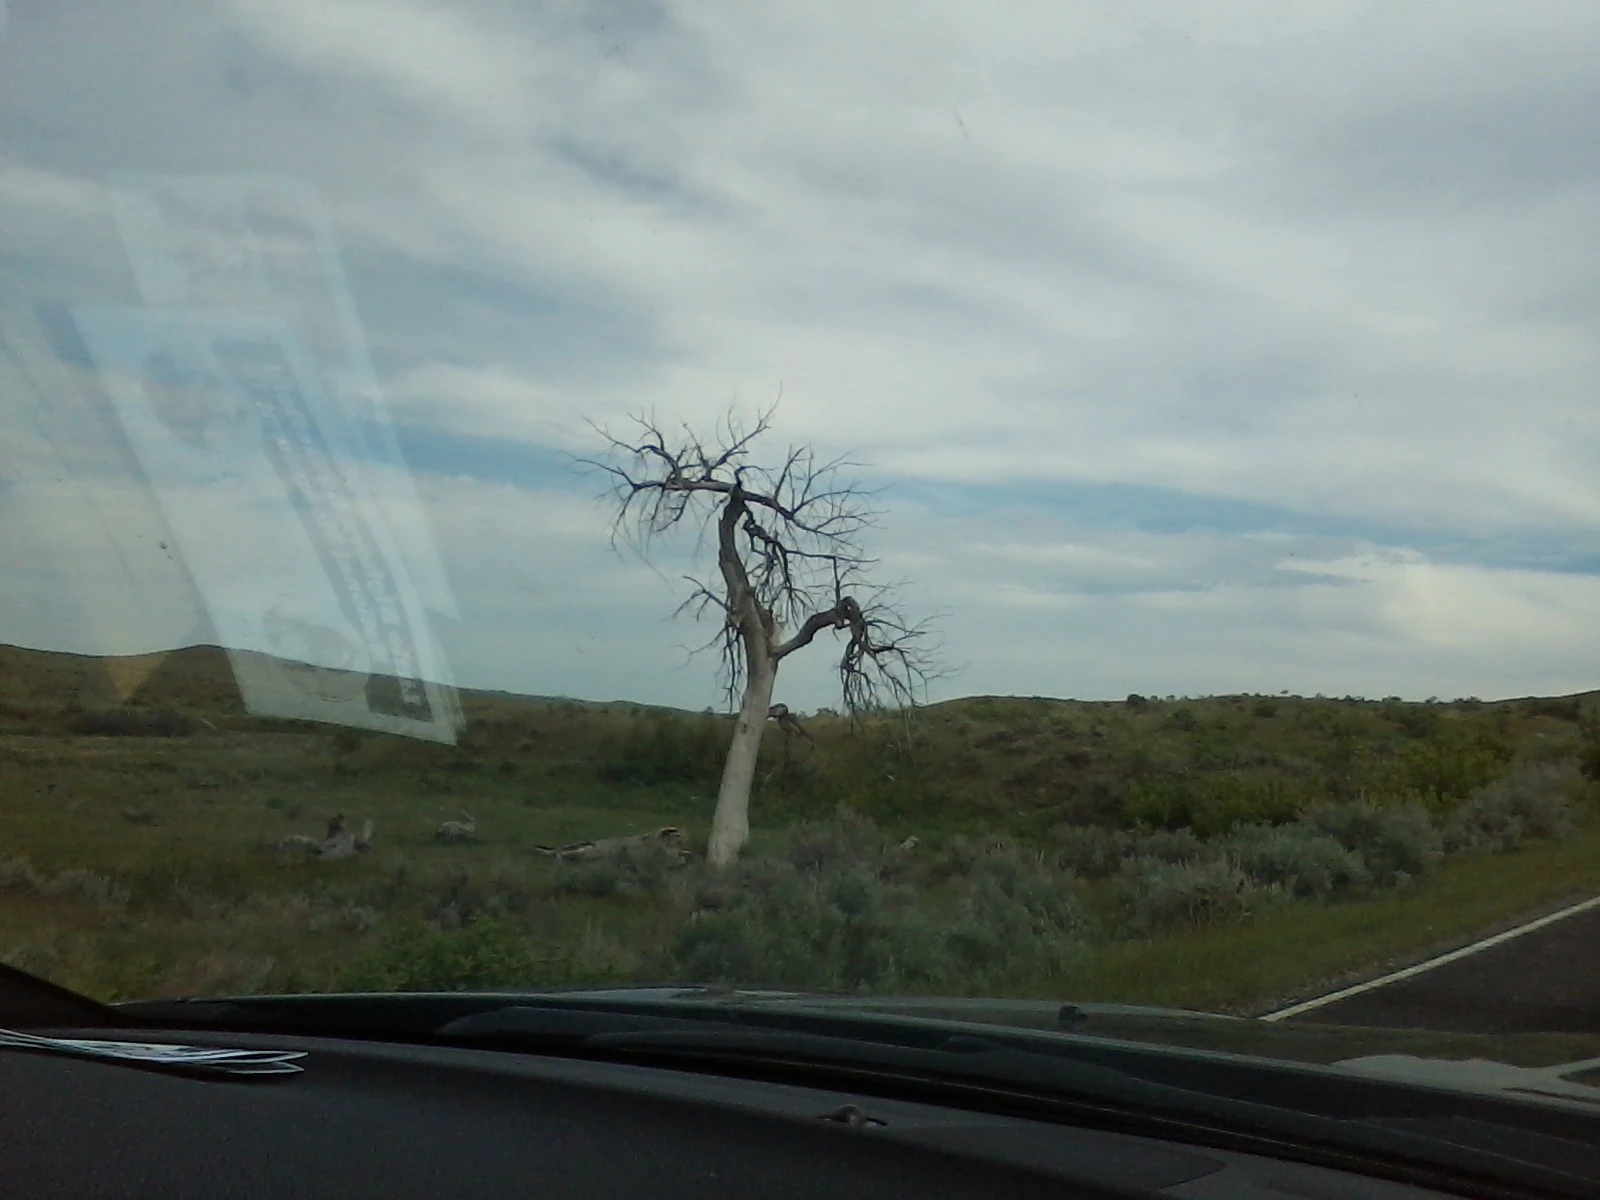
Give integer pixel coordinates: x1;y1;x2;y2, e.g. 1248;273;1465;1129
591;415;930;869
706;652;777;865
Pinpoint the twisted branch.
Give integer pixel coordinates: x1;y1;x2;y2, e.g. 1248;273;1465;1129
578;407;936;714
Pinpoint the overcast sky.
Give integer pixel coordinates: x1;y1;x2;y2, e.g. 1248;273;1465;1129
2;0;1599;713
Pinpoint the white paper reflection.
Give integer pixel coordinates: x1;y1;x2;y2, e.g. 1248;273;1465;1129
107;173;458;619
73;306;461;743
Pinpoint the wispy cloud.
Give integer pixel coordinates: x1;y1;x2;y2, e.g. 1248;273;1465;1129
2;0;1597;703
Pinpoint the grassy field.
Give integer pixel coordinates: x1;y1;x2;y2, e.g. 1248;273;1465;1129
3;642;1600;1014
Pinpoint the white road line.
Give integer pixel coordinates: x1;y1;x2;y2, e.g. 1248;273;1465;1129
1260;893;1600;1022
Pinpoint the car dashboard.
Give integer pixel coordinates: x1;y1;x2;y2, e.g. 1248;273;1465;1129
2;1024;1480;1200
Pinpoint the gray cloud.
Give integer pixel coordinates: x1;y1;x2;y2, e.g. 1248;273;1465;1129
2;0;1598;705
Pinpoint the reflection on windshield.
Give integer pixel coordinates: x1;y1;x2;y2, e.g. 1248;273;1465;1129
2;0;1599;1058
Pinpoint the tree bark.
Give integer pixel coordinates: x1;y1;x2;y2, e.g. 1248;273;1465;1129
705;488;777;865
707;651;777;865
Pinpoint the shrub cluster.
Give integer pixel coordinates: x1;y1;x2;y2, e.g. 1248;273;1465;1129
669;817;1087;991
672;861;952;990
0;857;44;892
1444;761;1583;853
1221;823;1369;900
1130;827;1207;863
548;839;686;899
1115;856;1256;934
1048;825;1131;879
339;914;545;992
1303;801;1440;888
944;851;1087;979
600;712;726;787
0;858;130;910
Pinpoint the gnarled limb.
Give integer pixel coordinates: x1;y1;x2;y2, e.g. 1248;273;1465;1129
581;408;940;863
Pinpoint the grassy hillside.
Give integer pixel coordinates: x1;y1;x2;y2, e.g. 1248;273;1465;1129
3;642;1599;1012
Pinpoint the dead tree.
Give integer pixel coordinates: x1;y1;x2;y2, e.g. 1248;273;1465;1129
584;407;937;865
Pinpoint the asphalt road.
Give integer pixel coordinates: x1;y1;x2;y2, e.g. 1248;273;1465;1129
1280;901;1600;1034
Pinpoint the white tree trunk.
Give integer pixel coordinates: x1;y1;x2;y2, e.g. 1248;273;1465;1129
706;654;777;865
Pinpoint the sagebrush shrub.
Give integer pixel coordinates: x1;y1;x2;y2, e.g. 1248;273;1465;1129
243;890;317;927
946;854;1087;979
1223;823;1369;899
548;841;681;899
0;857;44;892
922;836;983;882
672;848;1088;992
920;834;1026;883
600;712;726;787
1445;761;1584;853
1130;827;1208;864
1116;856;1255;934
339;914;546;991
1049;825;1132;878
672;861;950;991
1523;698;1582;722
309;904;382;934
1304;801;1439;887
548;858;631;898
784;812;889;874
40;868;131;911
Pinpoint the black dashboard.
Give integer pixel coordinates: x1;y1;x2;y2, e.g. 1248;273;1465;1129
2;1025;1473;1199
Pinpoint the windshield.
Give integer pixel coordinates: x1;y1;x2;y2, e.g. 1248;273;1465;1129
3;0;1599;1068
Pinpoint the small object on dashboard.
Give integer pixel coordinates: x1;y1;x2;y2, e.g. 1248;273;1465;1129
0;1027;307;1077
819;1104;885;1128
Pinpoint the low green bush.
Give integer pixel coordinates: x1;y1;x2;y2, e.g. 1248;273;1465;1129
548;840;684;899
1115;856;1256;934
1129;828;1208;864
1;859;131;911
41;868;131;912
945;853;1087;980
600;712;726;787
1444;761;1585;853
1522;698;1582;722
783;810;891;873
1223;823;1369;900
338;914;546;992
1304;801;1440;887
1048;825;1132;879
671;841;1088;992
672;861;951;990
0;857;45;892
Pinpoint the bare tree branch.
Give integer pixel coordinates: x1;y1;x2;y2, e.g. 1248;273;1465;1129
579;405;941;862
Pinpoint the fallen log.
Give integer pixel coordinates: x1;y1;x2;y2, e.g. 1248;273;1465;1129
531;826;689;864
